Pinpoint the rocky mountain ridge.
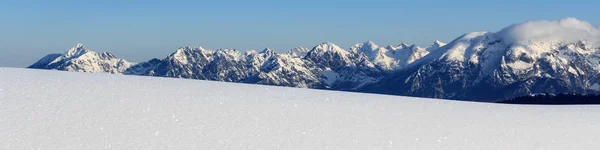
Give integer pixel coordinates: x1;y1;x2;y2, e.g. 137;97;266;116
29;18;600;101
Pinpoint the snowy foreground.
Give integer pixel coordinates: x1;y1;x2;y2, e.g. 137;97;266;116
1;68;600;149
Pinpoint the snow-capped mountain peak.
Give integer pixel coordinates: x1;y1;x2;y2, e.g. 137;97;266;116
257;48;277;59
384;42;412;51
434;40;445;46
259;48;276;55
288;47;309;58
172;47;192;56
63;43;91;58
169;47;210;64
361;40;378;49
245;49;259;55
426;40;447;52
310;42;350;55
30;43;134;74
350;41;380;53
399;43;410;48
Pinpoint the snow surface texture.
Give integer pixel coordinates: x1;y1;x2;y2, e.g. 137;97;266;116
1;67;600;149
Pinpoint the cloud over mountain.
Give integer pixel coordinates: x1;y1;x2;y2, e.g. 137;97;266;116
497;18;600;43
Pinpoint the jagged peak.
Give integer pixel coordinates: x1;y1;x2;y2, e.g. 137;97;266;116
290;46;307;50
408;44;417;48
384;42;411;51
289;46;308;53
64;43;91;57
175;46;191;52
170;47;191;58
407;44;426;51
311;42;349;54
167;46;213;64
259;48;275;54
351;41;379;52
426;40;447;52
385;42;419;52
175;46;207;52
363;40;377;46
171;46;211;57
288;47;309;58
385;45;398;50
215;48;239;53
258;48;277;59
318;41;335;46
196;47;208;51
399;43;410;48
433;40;446;47
245;49;258;55
75;43;86;48
214;48;242;59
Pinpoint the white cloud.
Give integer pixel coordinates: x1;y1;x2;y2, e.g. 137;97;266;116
496;18;600;43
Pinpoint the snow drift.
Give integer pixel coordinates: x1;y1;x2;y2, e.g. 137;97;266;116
1;67;600;149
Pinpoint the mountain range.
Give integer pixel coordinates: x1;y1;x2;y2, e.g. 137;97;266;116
29;18;600;102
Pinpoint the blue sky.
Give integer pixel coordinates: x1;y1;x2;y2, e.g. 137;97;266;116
1;0;599;67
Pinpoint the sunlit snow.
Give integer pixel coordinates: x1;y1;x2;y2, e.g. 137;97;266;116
1;68;600;149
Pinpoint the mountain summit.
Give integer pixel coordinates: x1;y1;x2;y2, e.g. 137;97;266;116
29;43;133;73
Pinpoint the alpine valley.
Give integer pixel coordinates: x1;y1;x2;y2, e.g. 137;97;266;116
29;18;600;102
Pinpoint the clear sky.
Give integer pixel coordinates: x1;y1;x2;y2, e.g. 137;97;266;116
1;0;599;67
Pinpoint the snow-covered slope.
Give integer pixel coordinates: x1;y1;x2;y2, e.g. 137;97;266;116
2;67;600;149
